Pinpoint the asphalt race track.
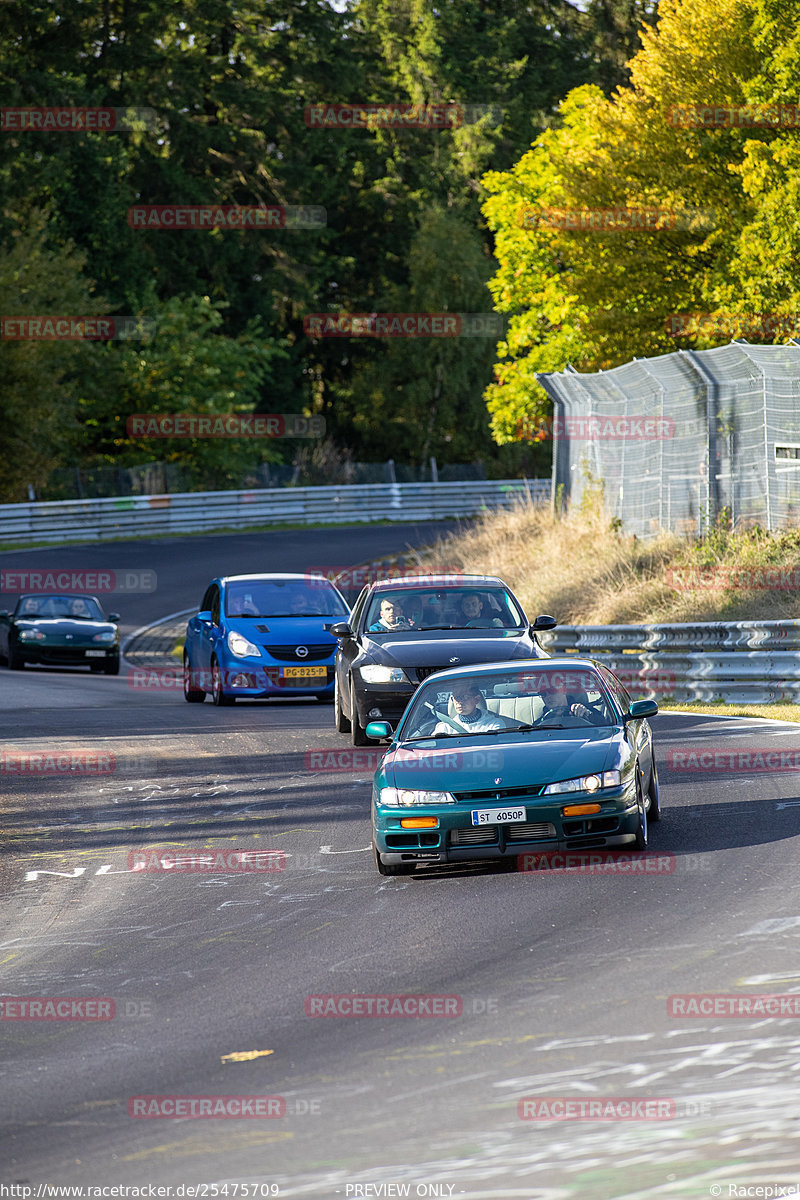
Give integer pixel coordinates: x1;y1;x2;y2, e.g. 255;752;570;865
2;525;800;1198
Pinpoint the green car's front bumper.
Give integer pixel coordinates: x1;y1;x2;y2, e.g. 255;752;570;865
372;784;641;866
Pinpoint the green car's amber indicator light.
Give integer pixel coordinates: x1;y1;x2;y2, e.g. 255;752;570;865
400;817;439;829
562;803;602;817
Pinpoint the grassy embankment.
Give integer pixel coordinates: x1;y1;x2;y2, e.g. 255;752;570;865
409;493;800;724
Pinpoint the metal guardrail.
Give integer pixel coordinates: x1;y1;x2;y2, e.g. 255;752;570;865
538;621;800;704
0;479;550;546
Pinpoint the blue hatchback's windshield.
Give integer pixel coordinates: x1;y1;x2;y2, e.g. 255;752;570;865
400;665;616;739
225;580;349;618
365;586;524;633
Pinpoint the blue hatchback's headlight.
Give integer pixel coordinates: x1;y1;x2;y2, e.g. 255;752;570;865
227;630;261;658
380;787;456;807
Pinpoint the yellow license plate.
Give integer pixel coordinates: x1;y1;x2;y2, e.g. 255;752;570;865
282;665;327;678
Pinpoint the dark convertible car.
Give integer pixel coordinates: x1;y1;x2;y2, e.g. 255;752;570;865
0;593;121;674
332;574;556;744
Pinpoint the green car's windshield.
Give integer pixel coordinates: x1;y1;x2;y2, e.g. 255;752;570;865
401;666;617;740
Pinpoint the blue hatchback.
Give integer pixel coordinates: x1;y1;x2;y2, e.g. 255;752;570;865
183;573;349;705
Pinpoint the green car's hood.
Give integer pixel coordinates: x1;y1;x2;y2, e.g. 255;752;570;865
383;727;628;792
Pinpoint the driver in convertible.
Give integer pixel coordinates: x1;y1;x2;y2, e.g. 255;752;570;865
432;682;517;735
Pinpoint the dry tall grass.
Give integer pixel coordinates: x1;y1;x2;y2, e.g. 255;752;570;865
408;494;800;625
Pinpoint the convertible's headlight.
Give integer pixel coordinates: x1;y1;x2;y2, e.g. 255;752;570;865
379;787;456;807
19;629;45;641
543;770;621;796
359;665;411;684
227;630;261;658
92;631;116;643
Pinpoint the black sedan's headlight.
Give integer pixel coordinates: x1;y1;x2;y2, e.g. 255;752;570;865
358;665;412;684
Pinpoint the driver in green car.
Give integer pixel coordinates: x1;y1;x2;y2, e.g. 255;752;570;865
432;682;516;736
538;684;607;727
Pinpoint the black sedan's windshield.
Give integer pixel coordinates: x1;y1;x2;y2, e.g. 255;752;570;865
364;586;524;633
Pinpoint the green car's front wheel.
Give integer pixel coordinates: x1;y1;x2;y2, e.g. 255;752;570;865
373;841;415;876
646;760;661;822
633;774;648;850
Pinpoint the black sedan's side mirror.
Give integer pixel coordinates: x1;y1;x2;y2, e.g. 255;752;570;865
330;622;353;639
0;610;9;619
624;699;658;721
107;613;120;623
530;614;557;632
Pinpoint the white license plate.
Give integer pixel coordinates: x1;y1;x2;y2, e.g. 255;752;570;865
471;806;526;826
85;650;106;657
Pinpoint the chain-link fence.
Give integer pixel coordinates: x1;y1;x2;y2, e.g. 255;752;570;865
537;342;800;537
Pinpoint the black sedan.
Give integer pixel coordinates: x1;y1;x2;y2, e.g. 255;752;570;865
331;574;556;744
0;594;121;674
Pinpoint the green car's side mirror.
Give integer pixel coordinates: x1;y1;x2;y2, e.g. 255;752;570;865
366;721;391;740
625;699;658;721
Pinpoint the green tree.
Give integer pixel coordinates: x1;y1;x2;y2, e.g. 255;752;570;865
0;212;106;502
481;0;761;442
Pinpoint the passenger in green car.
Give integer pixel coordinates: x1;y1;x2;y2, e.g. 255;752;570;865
432;682;516;736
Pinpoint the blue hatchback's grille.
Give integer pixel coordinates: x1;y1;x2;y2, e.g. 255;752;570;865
264;644;333;662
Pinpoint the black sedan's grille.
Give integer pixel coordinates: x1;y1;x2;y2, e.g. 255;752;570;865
264;644;333;662
416;665;449;682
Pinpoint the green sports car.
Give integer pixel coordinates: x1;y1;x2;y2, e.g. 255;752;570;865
367;658;660;876
0;593;121;674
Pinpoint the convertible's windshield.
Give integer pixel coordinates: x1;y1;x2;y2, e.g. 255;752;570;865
364;586;525;633
15;594;105;621
400;666;617;740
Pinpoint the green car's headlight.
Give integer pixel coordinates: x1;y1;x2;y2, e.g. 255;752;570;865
227;630;261;658
380;787;456;807
543;769;621;796
360;665;411;684
92;631;116;643
19;629;45;641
